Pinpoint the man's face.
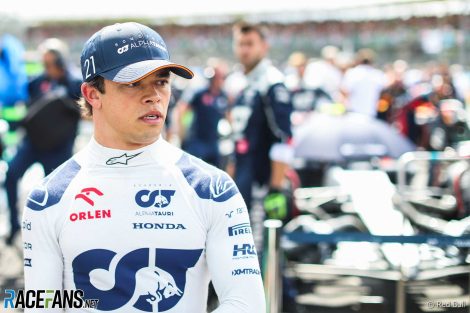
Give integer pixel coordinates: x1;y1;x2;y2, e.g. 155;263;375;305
233;31;267;72
297;64;306;78
93;70;171;149
211;67;226;91
43;51;65;81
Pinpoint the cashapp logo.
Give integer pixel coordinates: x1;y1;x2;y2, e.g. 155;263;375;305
72;248;202;312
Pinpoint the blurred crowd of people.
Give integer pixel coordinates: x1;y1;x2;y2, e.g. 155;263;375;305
1;35;81;244
170;39;470;158
1;21;470;244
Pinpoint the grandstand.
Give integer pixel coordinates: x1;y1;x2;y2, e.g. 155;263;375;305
3;0;470;68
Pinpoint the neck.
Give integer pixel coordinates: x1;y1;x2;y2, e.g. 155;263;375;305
94;134;156;150
93;120;158;151
244;59;263;75
209;85;220;95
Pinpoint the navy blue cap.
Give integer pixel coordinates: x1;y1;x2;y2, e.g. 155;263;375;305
80;22;193;83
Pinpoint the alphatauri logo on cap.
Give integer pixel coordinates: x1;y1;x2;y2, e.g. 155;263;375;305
117;44;129;54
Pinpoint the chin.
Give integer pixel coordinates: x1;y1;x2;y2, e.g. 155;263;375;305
130;133;161;147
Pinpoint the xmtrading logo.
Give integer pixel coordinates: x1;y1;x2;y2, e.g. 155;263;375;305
3;289;98;309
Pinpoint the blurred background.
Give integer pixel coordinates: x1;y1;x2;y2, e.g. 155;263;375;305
2;0;470;71
1;1;470;312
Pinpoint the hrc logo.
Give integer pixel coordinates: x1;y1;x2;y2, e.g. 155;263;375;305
232;244;257;258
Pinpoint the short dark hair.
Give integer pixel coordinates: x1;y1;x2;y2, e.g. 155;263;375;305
356;48;376;65
232;21;268;41
77;76;105;118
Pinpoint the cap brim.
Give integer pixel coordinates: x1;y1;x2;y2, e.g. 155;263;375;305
101;59;193;83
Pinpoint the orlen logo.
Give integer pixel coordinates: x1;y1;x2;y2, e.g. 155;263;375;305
117;44;129;54
71;187;110;222
232;244;257;259
75;187;103;206
135;190;175;208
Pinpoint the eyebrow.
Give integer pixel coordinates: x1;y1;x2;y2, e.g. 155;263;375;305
156;70;171;78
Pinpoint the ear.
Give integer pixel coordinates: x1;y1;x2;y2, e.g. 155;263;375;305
262;40;269;56
81;82;102;109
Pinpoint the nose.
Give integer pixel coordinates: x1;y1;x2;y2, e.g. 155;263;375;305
142;84;161;105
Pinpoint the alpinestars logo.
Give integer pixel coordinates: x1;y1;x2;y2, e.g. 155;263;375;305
72;248;202;312
106;152;142;165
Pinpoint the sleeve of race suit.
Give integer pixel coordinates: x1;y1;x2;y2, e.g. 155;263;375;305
21;159;81;312
205;175;266;313
265;83;294;164
22;202;64;312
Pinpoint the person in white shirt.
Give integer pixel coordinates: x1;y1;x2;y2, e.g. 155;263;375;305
342;48;386;117
303;45;343;102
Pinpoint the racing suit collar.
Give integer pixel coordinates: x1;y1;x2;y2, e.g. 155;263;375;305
246;59;271;83
86;136;172;167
